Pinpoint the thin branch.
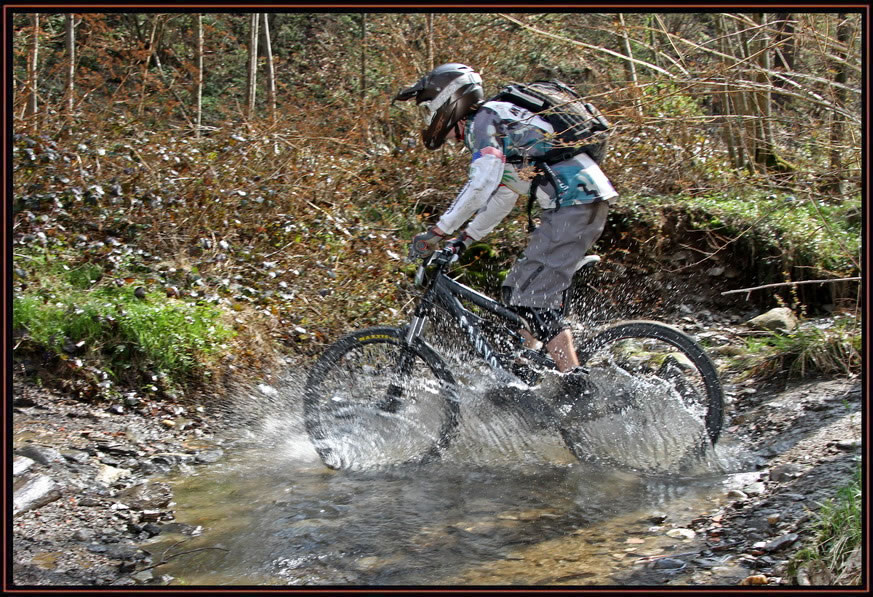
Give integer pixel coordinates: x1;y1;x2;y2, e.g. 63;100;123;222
721;277;861;296
498;13;677;79
137;546;230;572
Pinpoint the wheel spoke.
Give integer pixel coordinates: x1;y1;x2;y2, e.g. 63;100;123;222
563;321;724;473
304;328;459;470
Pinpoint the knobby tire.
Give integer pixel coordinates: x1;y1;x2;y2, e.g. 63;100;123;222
303;326;460;470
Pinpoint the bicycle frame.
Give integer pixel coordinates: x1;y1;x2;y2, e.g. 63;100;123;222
405;249;551;382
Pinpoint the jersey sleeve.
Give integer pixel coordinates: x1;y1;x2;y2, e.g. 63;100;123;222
435;108;509;235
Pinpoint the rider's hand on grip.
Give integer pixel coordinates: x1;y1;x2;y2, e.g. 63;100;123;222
407;226;446;262
446;231;474;256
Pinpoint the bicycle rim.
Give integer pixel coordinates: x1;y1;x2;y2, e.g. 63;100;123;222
562;320;724;473
304;327;459;470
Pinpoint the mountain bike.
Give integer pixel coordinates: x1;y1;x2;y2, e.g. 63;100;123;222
303;246;724;471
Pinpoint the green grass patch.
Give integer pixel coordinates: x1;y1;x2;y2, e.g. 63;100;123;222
623;191;861;276
790;465;862;585
13;251;235;397
731;316;861;381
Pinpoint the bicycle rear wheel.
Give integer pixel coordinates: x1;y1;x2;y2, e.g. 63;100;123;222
560;320;724;473
304;326;460;470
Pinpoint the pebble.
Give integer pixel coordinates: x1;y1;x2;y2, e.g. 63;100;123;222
768;464;801;482
95;464;131;485
651;557;686;570
836;439;861;451
743;482;766;496
763;533;798;553
666;528;696;540
195;449;224;464
739;574;769;585
73;528;95;541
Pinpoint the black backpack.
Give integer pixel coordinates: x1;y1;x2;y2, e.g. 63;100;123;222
490;80;610;165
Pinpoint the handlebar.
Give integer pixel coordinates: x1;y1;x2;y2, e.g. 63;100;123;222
414;246;458;287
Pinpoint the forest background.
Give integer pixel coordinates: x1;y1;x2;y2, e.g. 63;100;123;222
10;10;863;401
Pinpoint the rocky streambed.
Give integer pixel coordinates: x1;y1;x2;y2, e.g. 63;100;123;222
10;314;863;588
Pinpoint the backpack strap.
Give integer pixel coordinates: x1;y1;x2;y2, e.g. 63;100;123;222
526;160;568;232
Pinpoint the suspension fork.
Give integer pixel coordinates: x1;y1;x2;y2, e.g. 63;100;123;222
378;273;440;413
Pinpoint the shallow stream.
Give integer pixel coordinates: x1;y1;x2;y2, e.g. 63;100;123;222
146;374;753;587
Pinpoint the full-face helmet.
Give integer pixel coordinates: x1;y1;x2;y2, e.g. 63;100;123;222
393;63;485;149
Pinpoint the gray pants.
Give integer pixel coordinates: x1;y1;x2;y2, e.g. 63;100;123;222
502;201;609;310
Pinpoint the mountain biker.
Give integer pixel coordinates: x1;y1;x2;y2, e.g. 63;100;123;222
394;63;617;388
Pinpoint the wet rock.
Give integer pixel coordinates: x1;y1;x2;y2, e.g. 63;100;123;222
104;543;139;561
13;474;63;516
762;533;798;553
691;557;725;569
666;528;696;540
13;455;36;477
746;308;798;333
130;569;154;584
158;522;201;536
835;438;861;451
95;442;140;458
195;449;224;464
138;510;165;522
17;444;66;466
95;464;131;485
768;464;801;482
743;482;766;496
651;557;686;570
117;482;173;510
63;449;92;465
73;529;95;541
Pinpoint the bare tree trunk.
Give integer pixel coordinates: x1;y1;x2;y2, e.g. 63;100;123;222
715;14;740;169
618;13;642;117
65;14;75;115
360;13;367;100
195;14;203;138
246;13;259;118
829;12;851;194
137;15;162;117
25;13;39;123
752;13;777;170
772;13;795;76
262;13;276;126
426;13;434;70
733;17;757;173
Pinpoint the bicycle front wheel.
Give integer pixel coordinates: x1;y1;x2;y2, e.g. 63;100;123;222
561;321;724;473
304;326;460;470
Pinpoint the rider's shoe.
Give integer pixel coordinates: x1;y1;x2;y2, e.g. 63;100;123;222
557;366;638;422
485;385;557;429
554;366;598;420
